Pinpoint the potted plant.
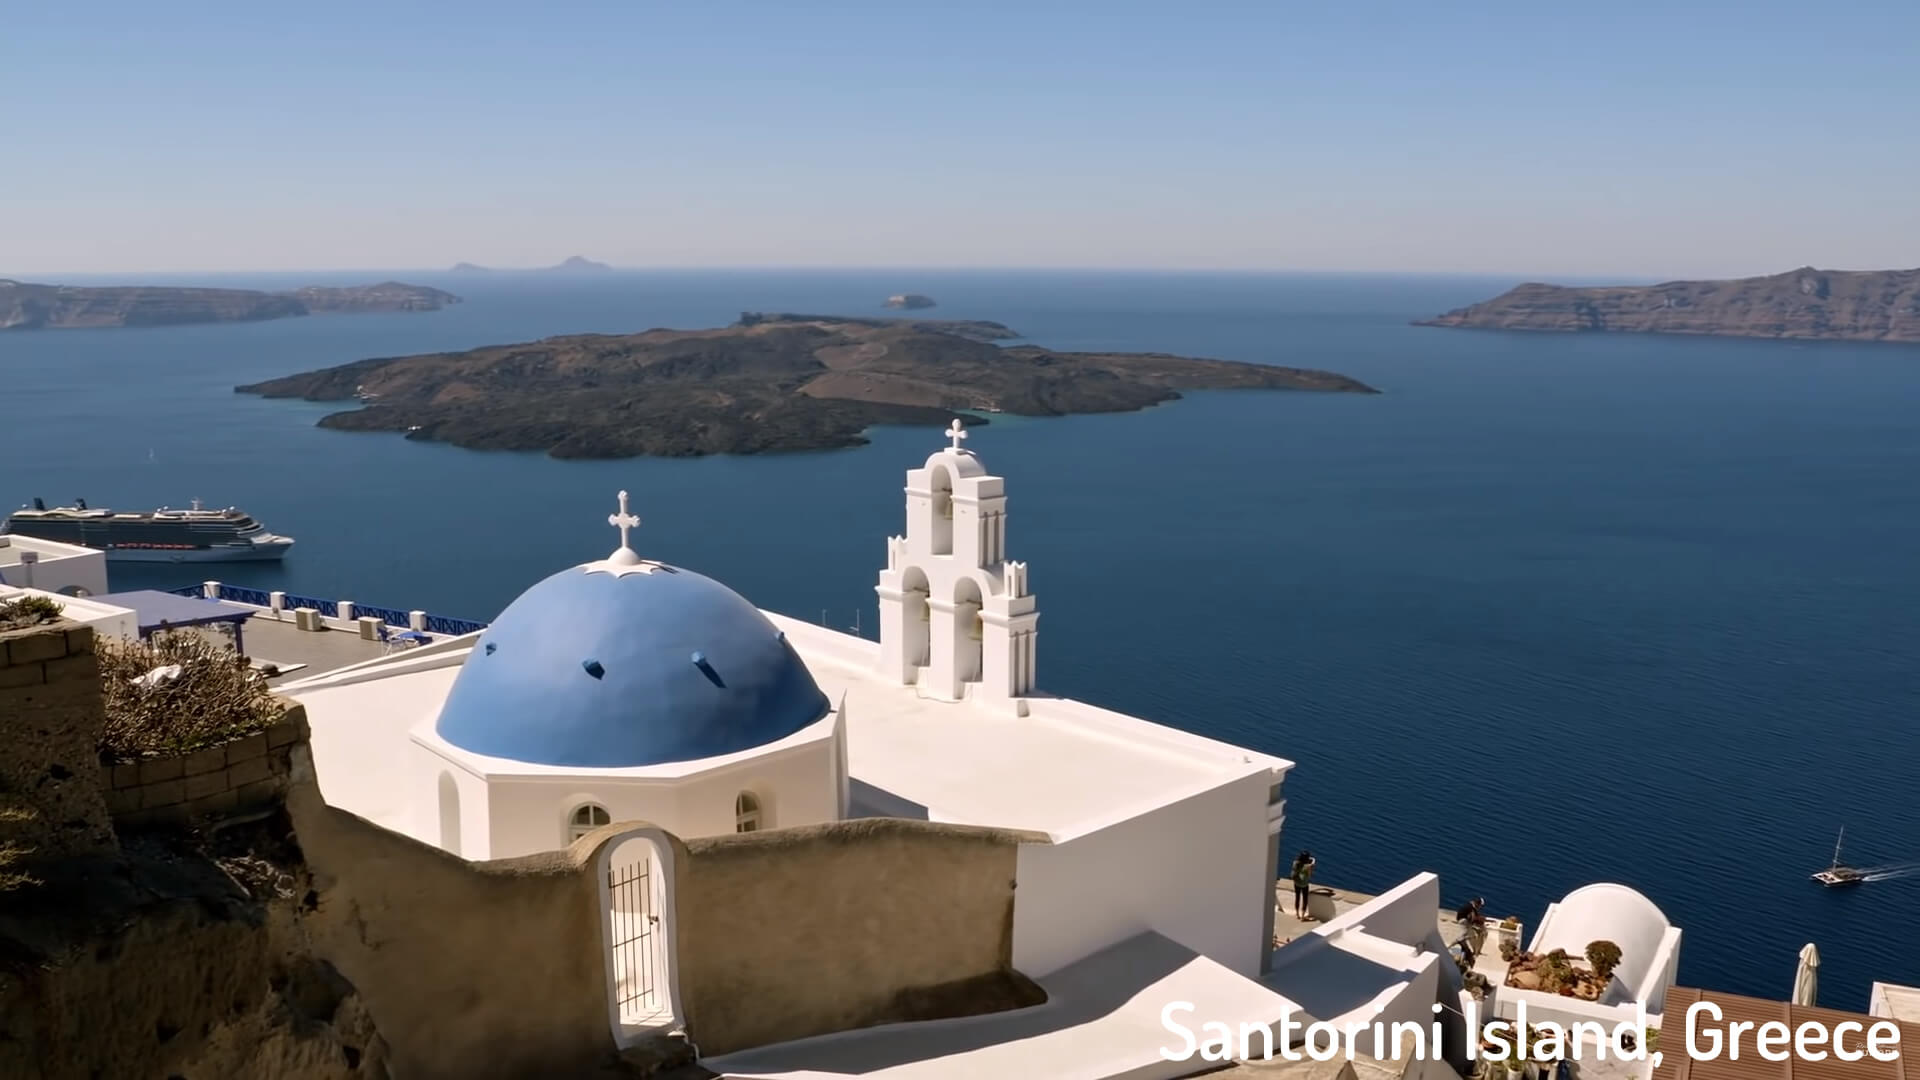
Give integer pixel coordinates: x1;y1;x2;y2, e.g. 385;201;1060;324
1585;940;1622;984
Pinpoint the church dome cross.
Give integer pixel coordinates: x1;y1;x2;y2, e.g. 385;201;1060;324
945;418;969;452
606;490;643;567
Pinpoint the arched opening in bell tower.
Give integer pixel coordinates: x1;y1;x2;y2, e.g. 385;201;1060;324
954;577;983;683
929;464;954;555
902;566;931;670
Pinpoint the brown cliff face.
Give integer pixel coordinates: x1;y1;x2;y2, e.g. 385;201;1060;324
1417;267;1920;343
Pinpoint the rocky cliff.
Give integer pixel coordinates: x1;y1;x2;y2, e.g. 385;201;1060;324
236;313;1377;459
0;280;458;330
0;621;392;1080
1417;266;1920;343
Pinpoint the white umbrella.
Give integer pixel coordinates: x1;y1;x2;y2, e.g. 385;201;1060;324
1792;943;1820;1006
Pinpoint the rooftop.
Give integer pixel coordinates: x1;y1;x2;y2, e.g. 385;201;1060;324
241;616;407;684
278;604;1291;843
1873;982;1920;1023
96;589;255;633
1653;987;1920;1080
766;612;1292;841
0;533;97;567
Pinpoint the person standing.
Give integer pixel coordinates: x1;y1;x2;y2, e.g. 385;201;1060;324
1290;850;1316;920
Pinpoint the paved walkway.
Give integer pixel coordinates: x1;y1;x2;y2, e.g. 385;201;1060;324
241;616;397;683
704;932;1300;1080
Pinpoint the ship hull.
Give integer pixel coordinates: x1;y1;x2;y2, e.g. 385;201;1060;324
103;542;293;563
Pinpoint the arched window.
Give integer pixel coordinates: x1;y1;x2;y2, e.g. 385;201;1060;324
735;791;763;833
437;772;462;856
569;803;611;842
929;465;954;555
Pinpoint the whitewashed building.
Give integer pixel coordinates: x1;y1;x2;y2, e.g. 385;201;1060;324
0;584;137;641
284;422;1296;999
0;533;108;597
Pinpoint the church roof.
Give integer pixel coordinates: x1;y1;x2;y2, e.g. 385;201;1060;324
433;493;830;769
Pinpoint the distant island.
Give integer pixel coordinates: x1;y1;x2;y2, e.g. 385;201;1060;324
447;256;613;273
885;293;936;310
736;311;1018;342
1418;266;1920;343
0;280;458;330
237;312;1376;459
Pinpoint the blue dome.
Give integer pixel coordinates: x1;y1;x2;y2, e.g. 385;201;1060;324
435;560;831;768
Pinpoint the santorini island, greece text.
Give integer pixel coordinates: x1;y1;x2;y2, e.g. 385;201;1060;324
1161;999;1905;1067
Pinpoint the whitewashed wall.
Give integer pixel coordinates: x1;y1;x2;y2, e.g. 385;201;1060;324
0;541;108;597
0;587;137;641
478;739;842;860
1012;770;1273;978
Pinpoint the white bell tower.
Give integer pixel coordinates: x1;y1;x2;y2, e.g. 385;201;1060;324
875;420;1039;709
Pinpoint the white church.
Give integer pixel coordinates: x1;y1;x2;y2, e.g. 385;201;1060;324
283;422;1318;1074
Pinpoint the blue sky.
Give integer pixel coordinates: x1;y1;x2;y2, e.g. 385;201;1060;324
6;1;1917;277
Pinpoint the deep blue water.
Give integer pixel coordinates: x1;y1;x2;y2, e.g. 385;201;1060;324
5;270;1917;1009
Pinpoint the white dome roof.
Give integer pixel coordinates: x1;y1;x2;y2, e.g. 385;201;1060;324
1530;882;1671;996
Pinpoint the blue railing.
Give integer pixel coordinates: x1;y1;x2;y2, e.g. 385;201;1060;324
166;583;486;638
279;593;339;617
353;603;415;628
423;613;489;637
216;584;274;607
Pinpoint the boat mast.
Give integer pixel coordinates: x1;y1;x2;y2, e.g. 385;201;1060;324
1832;827;1845;868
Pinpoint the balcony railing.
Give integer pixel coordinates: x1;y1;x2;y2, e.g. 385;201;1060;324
167;582;487;638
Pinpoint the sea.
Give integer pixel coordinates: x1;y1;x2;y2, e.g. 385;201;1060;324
4;269;1916;1010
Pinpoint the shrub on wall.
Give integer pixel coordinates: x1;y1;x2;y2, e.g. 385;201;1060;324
98;632;282;760
0;594;64;631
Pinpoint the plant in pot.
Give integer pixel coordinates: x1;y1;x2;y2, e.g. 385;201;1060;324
1586;940;1622;984
1535;951;1575;996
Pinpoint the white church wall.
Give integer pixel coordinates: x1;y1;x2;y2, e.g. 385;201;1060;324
428;761;492;860
478;738;843;859
1012;770;1273;979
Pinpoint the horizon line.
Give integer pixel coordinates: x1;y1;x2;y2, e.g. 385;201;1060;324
4;262;1860;283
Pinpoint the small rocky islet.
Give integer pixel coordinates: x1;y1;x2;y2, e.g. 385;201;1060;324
237;311;1378;459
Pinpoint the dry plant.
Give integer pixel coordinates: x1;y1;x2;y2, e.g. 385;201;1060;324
98;631;283;761
0;593;64;632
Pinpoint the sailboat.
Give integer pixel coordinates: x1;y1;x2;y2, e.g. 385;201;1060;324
1811;827;1866;888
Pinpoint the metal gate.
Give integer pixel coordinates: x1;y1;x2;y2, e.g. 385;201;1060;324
607;853;664;1023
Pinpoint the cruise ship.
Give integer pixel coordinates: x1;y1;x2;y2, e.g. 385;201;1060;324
1;498;295;562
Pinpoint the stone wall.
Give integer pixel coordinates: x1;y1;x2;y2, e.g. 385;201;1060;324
284;761;616;1080
102;710;309;827
0;620;116;860
285;762;1048;1074
674;816;1043;1055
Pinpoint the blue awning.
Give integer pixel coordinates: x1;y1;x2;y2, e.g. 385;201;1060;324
96;589;256;634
